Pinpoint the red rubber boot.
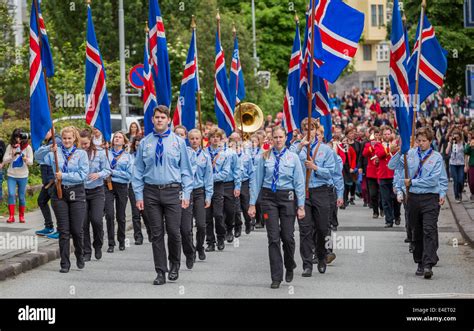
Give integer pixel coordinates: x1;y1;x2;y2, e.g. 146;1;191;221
7;205;15;223
19;206;26;223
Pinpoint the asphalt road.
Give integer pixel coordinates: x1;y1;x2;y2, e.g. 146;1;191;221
0;199;473;298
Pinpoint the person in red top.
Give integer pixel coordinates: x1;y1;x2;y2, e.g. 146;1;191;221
374;126;401;228
338;136;357;208
362;127;382;218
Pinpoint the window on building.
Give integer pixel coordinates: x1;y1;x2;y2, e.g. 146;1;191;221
362;81;375;90
371;4;377;27
376;44;389;62
363;44;372;61
378;5;384;26
378;76;389;90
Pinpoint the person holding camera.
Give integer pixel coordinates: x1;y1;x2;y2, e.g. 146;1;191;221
446;130;465;203
0;138;6;205
2;129;34;223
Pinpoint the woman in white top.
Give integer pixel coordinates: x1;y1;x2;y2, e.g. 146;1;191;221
2;129;34;223
446;129;465;202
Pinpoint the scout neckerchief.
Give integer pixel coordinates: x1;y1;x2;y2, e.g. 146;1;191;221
196;148;203;158
61;145;77;173
153;129;171;166
111;148;125;169
251;147;260;165
271;147;287;192
412;147;433;180
208;146;222;173
12;144;27;168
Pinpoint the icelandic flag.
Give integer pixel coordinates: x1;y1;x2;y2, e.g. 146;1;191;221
389;0;411;154
29;0;53;151
215;30;235;137
148;0;172;108
299;2;325;122
229;34;246;111
407;14;447;105
172;29;198;132
312;0;364;84
85;4;111;142
283;20;301;141
143;34;158;136
36;0;54;78
313;77;332;142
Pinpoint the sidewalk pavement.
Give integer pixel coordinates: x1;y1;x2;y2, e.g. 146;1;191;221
446;182;474;247
0;204;132;281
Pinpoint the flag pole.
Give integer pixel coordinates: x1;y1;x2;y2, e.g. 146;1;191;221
191;15;204;148
305;0;316;195
233;22;244;141
33;0;62;199
411;0;426;147
402;11;410;201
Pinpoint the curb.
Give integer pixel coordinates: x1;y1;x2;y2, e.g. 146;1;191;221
0;220;134;281
446;187;474;247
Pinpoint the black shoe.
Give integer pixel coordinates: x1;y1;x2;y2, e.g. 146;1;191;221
395;217;401;225
380;211;385;218
217;240;225;251
312;256;318;264
205;244;215;252
153;272;166;285
198;249;206;261
363;202;368;207
372;213;379;219
317;259;327;273
234;227;242;238
77;259;85;270
59;267;69;273
423;267;433;279
302;268;312;277
95;249;102;260
107;246;114;253
326;252;336;264
349;199;355;205
285;269;294;283
404;238;411;243
135;238;143;245
168;264;179;281
119;244;125;251
339;205;346;210
245;225;251;234
416;263;424;276
409;244;414;253
83;254;91;262
270;281;281;289
186;256;194;270
226;231;234;243
384;223;393;228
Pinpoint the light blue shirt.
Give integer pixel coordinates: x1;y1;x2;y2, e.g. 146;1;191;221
35;145;89;186
388;148;444;196
34;137;62;166
223;148;242;190
191;148;214;204
132;131;193;201
205;146;231;183
250;149;305;207
239;152;254;183
289;140;301;154
107;148;133;184
299;142;336;188
85;149;111;189
332;152;344;199
250;147;263;166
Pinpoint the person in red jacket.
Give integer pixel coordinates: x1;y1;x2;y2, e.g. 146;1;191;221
374;126;401;228
338;136;357;208
362;127;381;218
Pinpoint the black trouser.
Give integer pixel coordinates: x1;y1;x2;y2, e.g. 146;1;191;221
379;178;396;224
260;188;297;282
38;185;54;229
183;188;207;253
367;178;380;215
300;186;331;270
144;184;182;274
206;182;225;245
83;186;105;257
129;184;151;242
343;183;353;204
223;181;237;232
234;180;252;230
51;184;86;270
403;193;412;241
105;182;128;247
407;193;440;268
328;186;338;228
180;190;195;260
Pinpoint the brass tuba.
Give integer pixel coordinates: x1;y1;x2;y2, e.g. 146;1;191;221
234;102;264;135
